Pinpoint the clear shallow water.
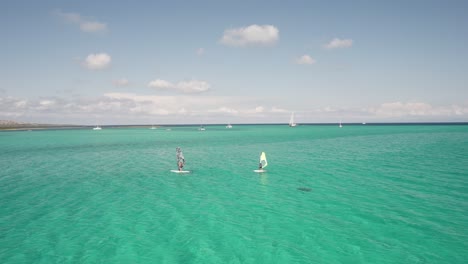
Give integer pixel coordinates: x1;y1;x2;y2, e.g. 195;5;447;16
1;125;467;263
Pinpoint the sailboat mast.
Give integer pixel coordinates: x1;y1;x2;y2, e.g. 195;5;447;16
289;112;297;127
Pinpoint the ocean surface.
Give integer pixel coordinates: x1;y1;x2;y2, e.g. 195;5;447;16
1;124;467;263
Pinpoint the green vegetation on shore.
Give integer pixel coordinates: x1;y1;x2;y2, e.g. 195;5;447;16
0;120;84;131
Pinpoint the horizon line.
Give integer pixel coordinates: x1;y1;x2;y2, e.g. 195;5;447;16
2;121;468;128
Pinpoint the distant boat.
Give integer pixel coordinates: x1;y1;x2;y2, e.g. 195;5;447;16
362;122;366;125
254;152;268;173
93;119;102;130
289;112;297;127
226;124;233;129
198;125;206;131
150;125;157;129
339;120;343;128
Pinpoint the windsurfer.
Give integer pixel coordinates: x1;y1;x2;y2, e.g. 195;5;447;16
176;147;185;171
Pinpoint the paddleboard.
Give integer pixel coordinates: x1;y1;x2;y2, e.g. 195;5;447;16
253;169;266;173
170;170;190;174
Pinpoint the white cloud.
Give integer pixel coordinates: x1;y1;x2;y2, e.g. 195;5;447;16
80;21;107;32
103;93;232;117
103;93;275;118
208;107;239;114
220;24;279;47
295;55;316;65
57;11;81;23
148;79;174;89
370;102;433;117
3;93;467;125
271;107;288;113
368;102;468;117
83;53;111;70
196;48;205;56
113;78;129;87
324;38;353;49
453;105;467;115
56;10;107;33
37;100;56;110
148;79;211;94
15;100;28;108
39;100;55;106
177;80;210;93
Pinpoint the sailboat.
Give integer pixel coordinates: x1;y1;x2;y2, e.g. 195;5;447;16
226;123;233;129
339;120;343;128
198;125;206;131
93;119;102;130
150;125;157;129
171;147;190;173
254;152;268;173
93;124;102;130
289;112;297;127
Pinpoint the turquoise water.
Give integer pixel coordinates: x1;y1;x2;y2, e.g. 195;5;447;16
1;125;467;263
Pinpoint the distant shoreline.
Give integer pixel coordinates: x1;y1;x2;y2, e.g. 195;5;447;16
0;125;87;131
1;122;467;131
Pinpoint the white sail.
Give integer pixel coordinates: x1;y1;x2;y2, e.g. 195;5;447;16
259;152;268;168
176;147;185;167
289;112;297;127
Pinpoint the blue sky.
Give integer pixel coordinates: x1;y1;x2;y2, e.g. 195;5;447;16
1;0;467;124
